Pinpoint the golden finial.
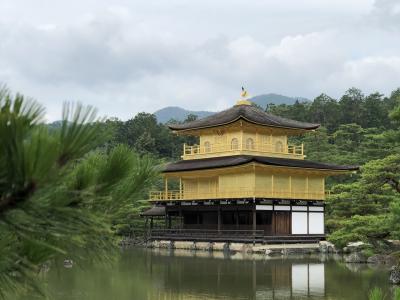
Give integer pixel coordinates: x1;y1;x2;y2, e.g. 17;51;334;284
236;86;251;106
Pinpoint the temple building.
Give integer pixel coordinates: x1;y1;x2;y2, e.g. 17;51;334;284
145;91;358;243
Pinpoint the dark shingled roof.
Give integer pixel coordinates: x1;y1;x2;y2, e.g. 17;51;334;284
168;104;320;131
163;155;359;173
140;206;165;217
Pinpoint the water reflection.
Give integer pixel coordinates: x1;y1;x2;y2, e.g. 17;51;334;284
148;249;326;299
41;248;390;300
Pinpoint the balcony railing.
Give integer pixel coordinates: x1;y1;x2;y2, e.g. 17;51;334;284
182;142;304;160
149;189;328;201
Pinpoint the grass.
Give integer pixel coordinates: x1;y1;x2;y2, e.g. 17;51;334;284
369;287;385;300
395;287;400;300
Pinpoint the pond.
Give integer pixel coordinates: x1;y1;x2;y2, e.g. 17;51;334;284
40;248;393;300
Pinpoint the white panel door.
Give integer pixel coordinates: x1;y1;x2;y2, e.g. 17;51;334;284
292;212;308;234
308;213;324;234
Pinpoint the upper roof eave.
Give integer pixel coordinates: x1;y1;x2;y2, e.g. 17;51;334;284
169;116;320;133
161;155;359;174
167;104;320;132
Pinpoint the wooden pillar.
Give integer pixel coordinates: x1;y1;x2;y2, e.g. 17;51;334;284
144;218;149;239
252;205;257;232
271;174;274;198
217;205;221;232
168;215;172;229
306;176;309;199
235;209;239;230
252;204;257;244
179;205;183;229
179;177;183;199
164;177;168;199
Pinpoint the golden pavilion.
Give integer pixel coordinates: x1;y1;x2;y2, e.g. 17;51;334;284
144;90;358;243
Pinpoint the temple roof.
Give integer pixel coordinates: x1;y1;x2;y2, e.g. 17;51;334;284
140;206;165;217
163;155;359;173
168;104;320;131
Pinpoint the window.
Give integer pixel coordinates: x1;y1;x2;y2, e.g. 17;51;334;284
204;141;211;152
245;138;254;150
231;138;239;150
275;141;283;152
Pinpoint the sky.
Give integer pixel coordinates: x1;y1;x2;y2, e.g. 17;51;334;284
0;0;400;121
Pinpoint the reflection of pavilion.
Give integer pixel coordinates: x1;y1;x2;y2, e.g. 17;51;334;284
257;263;325;299
147;250;325;299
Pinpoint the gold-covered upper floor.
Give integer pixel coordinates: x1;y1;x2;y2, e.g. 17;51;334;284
150;164;333;202
183;141;304;160
180;120;306;160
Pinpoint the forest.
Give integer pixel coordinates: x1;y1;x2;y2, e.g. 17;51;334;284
1;86;400;298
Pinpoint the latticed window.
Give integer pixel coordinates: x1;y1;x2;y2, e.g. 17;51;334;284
275;141;283;152
204;141;211;152
245;138;254;150
231;138;239;150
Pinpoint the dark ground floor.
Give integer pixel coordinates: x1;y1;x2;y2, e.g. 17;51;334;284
144;199;325;243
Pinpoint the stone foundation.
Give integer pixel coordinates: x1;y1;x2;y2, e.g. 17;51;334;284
148;240;322;254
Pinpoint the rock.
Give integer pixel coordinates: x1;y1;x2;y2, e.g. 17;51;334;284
229;243;243;252
63;259;73;268
368;254;386;264
319;241;336;253
150;240;160;248
174;241;195;250
213;242;227;251
195;242;213;251
389;266;400;284
159;240;172;249
387;240;400;247
368;254;399;266
345;252;367;263
343;241;369;253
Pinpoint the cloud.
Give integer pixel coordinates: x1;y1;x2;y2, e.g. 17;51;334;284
0;0;399;121
369;0;400;30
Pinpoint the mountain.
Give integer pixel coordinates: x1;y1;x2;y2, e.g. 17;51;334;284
154;106;214;124
154;93;308;123
250;93;308;108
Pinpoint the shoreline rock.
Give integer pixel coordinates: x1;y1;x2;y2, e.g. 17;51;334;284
389;265;400;284
344;252;368;263
367;254;398;266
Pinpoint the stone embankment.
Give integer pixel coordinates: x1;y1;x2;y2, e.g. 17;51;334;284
148;240;326;255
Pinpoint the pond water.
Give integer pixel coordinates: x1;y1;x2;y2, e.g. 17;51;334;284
40;248;393;300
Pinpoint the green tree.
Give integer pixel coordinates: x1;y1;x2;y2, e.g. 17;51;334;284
0;88;158;298
389;88;400;124
361;92;389;128
309;94;340;132
339;88;365;125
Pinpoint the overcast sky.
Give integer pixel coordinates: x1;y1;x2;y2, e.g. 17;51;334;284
1;0;399;121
